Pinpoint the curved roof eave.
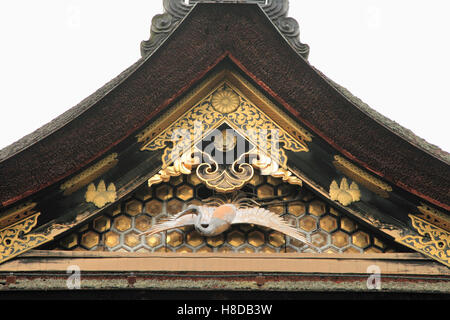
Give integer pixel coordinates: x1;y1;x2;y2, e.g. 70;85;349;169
0;2;448;211
315;67;450;165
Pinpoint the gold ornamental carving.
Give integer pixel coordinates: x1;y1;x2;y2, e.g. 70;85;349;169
141;81;309;193
85;180;117;208
148;152;201;187
329;178;361;206
60;153;118;196
196;153;254;193
251;153;302;186
397;214;450;267
136;70;312;151
148;148;303;192
417;203;450;232
0;202;38;230
214;129;237;151
0;212;51;264
139;83;309;169
333;155;392;198
211;87;240;113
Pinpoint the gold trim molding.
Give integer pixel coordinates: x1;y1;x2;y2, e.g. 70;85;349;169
417;203;450;232
0;212;51;264
0;202;37;230
333;155;392;198
60;153;118;196
397;214;450;267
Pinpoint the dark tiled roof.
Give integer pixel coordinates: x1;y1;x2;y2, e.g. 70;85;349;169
0;3;448;210
0;59;144;163
317;69;450;165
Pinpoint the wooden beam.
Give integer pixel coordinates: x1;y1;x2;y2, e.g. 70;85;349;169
1;250;447;276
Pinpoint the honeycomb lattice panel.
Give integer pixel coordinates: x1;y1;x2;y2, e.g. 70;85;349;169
53;173;401;254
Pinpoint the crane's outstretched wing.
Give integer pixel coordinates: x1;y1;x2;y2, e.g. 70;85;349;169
141;214;197;236
233;207;311;246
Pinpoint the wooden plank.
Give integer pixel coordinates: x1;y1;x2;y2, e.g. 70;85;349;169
0;250;448;275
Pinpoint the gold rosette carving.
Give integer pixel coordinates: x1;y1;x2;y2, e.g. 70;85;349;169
211;86;240;113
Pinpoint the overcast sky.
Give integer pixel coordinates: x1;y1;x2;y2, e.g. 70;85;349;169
0;0;449;153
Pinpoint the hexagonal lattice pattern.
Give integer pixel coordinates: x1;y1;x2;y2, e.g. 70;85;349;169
114;215;132;232
248;231;265;247
319;215;338;232
80;231;99;249
51;173;401;254
60;233;78;249
125;199;143;216
93;216;111;233
227;230;245;247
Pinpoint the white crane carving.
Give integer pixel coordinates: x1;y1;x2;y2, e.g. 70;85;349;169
142;203;311;246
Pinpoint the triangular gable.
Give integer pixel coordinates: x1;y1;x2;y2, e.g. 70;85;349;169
0;1;448;273
1;65;448;269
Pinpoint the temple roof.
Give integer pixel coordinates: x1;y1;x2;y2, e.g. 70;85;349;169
0;1;449;289
0;1;448;212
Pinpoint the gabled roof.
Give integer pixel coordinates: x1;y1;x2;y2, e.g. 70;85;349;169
0;1;448;212
0;1;448;275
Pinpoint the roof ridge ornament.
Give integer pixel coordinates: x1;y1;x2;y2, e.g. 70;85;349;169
141;0;309;59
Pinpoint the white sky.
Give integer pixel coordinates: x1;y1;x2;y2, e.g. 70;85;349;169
0;0;449;153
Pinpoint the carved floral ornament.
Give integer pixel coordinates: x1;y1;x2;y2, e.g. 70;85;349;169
148;147;302;192
142;84;307;193
329;178;361;206
0;212;51;264
85;180;117;208
397;214;450;267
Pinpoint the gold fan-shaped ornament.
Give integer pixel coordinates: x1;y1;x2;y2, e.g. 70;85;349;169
329;178;361;206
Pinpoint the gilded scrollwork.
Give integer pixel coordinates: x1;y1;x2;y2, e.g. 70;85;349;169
0;202;38;230
0;213;51;264
142;83;308;193
141;83;309;169
148;151;202;187
226;96;307;165
251;152;302;186
148;146;303;193
196;150;254;192
142;98;222;167
397;215;449;267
